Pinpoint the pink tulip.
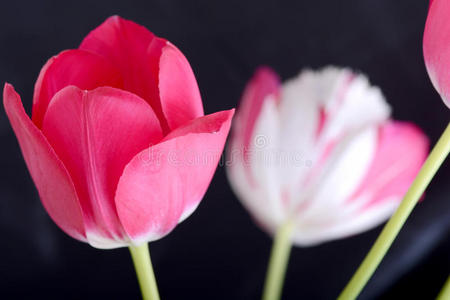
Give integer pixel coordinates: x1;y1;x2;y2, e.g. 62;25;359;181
4;16;234;249
424;0;450;108
227;66;428;246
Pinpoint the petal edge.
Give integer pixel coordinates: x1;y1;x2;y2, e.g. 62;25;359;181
115;109;234;244
3;83;86;241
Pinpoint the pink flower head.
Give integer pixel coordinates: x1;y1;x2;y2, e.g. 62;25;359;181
227;66;428;246
4;16;234;249
423;0;450;108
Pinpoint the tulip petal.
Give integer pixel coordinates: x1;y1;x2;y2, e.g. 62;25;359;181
158;42;204;130
79;16;172;132
292;122;428;245
230;67;281;194
317;67;391;142
236;67;280;153
41;86;163;247
276;71;321;195
115;109;234;244
299;126;378;220
423;0;450;108
349;121;429;207
228;98;286;232
79;16;157;74
292;199;399;246
32;49;124;128
3;84;86;241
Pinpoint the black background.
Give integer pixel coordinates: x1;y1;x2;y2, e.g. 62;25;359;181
0;0;449;299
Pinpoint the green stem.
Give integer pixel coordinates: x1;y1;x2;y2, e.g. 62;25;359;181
338;122;450;300
262;219;295;300
129;243;160;300
437;275;450;300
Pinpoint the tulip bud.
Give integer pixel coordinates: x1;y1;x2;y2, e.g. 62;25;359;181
4;16;234;249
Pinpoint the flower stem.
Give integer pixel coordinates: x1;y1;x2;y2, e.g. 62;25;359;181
437;275;450;300
129;243;160;300
338;122;450;300
262;219;295;300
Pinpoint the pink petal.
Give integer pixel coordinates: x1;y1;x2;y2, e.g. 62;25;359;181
158;42;204;130
237;67;280;153
41;86;163;243
423;0;450;108
115;109;234;244
3;83;86;241
32;49;124;128
349;121;429;208
79;15;171;132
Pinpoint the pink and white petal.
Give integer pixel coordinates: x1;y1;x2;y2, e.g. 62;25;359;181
246;99;286;225
226;69;283;232
282;67;344;110
79;16;171;131
41;86;163;247
32;49;123;128
115;109;234;244
292;197;399;246
158;42;204;131
3;84;86;241
348;121;429;208
318;67;391;142
325;198;399;242
276;71;321;192
275;67;390;208
84;232;130;249
235;67;280;153
226;143;283;235
298;126;378;221
423;0;450;108
226;122;279;230
293;122;428;246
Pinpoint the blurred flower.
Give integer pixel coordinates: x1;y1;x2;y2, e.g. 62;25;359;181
3;16;234;249
424;0;450;108
226;66;428;246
